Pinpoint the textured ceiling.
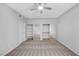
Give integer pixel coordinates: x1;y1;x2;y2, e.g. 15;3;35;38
6;3;76;18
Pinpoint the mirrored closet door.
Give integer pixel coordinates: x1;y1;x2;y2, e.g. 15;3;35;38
26;24;33;40
42;24;50;40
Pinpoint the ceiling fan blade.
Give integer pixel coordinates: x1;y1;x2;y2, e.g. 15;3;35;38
33;3;40;7
38;3;42;5
44;7;52;10
34;3;47;6
43;3;47;5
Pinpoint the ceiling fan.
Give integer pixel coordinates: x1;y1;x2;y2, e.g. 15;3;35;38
30;3;52;14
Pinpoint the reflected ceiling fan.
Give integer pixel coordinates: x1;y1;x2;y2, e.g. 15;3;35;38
30;3;52;14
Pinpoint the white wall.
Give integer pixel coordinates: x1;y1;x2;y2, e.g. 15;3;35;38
0;4;25;55
18;19;26;44
57;4;79;55
25;19;57;39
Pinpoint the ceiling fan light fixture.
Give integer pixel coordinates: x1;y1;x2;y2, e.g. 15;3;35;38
30;3;52;14
38;6;44;10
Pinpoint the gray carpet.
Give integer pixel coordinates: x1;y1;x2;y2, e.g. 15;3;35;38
6;39;77;56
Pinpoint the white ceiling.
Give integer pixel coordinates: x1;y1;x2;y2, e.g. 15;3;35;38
6;3;77;18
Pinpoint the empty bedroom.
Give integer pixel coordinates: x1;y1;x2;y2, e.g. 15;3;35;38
0;3;79;56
